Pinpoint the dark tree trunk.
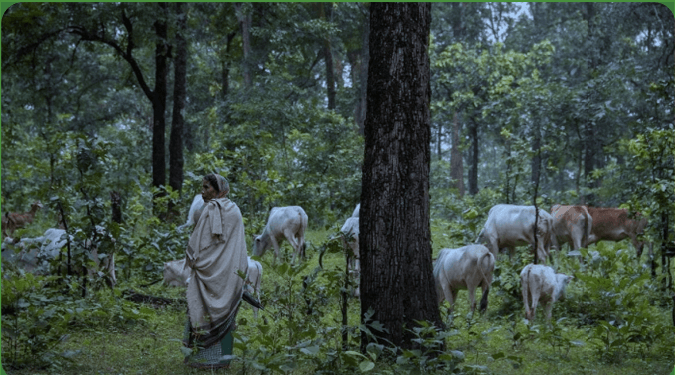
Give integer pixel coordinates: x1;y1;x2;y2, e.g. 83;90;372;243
450;112;464;196
152;3;169;210
346;4;369;134
235;2;252;88
360;2;443;352
321;3;336;110
110;191;122;224
468;118;479;195
531;120;541;185
169;2;187;200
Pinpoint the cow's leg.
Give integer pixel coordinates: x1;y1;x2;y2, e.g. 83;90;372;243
530;290;541;321
544;302;553;323
522;280;532;320
284;228;300;264
479;284;490;314
467;286;477;316
270;236;281;264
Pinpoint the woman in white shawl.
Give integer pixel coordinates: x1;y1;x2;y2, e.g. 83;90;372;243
183;173;249;369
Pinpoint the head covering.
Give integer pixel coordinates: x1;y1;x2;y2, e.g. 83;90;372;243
214;174;229;198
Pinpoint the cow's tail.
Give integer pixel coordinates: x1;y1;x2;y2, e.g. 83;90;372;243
583;207;592;249
477;249;493;313
521;265;531;319
475;228;485;244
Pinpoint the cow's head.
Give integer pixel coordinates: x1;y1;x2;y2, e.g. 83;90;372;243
253;234;265;257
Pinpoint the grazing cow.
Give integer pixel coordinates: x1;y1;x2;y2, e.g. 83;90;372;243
477;204;554;264
585;207;648;258
550;204;593;253
177;194;205;232
1;227;116;287
340;217;360;274
253;206;308;264
2;201;43;237
352;203;360;218
433;245;495;318
520;264;572;322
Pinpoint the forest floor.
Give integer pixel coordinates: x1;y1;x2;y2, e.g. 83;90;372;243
2;228;674;375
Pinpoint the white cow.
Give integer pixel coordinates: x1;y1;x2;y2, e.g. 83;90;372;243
253;206;308;264
433;245;495;318
520;264;573;322
477;204;554;264
177;194;205;232
340;217;360;274
2;227;116;287
352;203;360;218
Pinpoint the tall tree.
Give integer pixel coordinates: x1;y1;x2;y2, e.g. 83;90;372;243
68;3;170;202
169;2;187;197
360;2;443;351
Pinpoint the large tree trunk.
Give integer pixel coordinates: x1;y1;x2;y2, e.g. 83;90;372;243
152;3;169;201
450;112;464;196
360;2;443;352
169;2;187;199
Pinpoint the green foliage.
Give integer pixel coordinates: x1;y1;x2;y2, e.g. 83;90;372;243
1;270;150;370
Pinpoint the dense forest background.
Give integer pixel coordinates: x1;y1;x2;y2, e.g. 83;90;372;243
2;2;673;236
1;2;674;374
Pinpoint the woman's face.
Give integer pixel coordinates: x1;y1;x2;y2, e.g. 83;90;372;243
202;179;218;201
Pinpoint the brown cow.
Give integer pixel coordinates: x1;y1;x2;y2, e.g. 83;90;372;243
550;204;593;252
586;207;647;258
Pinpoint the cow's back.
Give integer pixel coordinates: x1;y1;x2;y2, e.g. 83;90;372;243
435;245;492;288
586;207;636;242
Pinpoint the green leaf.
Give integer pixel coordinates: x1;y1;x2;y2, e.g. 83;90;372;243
359;360;375;372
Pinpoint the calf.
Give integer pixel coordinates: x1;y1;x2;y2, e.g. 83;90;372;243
340;217;360;274
253;206;308;264
477;204;554;264
176;195;204;232
586;207;647;258
2;201;43;237
550;204;592;252
433;245;495;318
163;258;189;287
520;264;572;322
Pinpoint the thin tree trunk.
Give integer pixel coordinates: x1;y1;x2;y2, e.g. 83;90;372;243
360;2;443;352
321;3;336;110
469;118;479;195
450;112;464;196
235;2;252;88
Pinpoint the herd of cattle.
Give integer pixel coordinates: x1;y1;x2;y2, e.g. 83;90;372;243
1;196;648;322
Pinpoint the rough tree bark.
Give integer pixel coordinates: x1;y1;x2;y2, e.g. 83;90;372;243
360;2;443;352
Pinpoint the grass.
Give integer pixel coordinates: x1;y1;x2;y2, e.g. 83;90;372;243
3;225;675;374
